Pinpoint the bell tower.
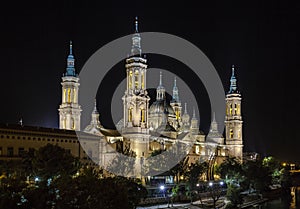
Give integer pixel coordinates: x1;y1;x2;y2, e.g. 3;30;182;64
170;77;182;130
122;17;150;133
58;41;82;131
225;65;243;160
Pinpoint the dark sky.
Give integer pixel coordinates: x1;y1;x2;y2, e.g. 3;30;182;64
0;1;299;162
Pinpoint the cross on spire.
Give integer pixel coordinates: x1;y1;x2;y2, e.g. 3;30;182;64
135;16;139;33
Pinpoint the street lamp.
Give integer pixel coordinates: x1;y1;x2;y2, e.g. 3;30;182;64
220;181;224;186
160;185;165;198
209;182;213;187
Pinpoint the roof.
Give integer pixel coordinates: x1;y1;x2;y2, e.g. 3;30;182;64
0;123;100;139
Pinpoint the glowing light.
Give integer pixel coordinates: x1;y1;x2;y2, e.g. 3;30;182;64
209;182;213;187
160;185;165;190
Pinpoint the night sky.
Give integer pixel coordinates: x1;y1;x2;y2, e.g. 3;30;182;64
0;1;299;162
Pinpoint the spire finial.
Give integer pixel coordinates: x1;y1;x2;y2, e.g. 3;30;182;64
65;41;76;77
192;107;196;118
69;40;73;55
171;77;180;103
213;112;216;122
228;64;238;93
159;71;162;86
135;16;139;33
184;103;187;114
93;99;97;112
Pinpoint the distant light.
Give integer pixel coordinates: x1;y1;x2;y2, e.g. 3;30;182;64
220;181;224;186
35;177;39;182
160;185;165;190
196;183;200;187
209;182;213;187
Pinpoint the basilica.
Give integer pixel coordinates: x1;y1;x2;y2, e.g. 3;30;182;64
57;19;243;178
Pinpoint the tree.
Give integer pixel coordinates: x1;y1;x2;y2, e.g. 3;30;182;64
218;157;243;186
242;160;272;193
107;143;137;177
33;144;80;181
185;161;208;203
225;183;243;208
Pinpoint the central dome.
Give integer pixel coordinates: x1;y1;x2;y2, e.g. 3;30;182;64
149;100;176;116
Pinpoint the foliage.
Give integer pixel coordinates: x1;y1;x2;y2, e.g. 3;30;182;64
226;183;243;207
33;144;80;180
185;161;208;202
218;157;243;185
0;144;147;209
106;143;137;177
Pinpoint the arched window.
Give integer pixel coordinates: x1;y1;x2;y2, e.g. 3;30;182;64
234;104;237;115
67;88;71;103
141;72;144;89
129;71;133;89
73;88;76;103
230;129;234;138
128;108;133;122
72;118;75;130
237;104;241;115
63;89;66;103
134;71;139;88
141;109;145;123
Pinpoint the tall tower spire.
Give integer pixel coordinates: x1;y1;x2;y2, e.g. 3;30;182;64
190;107;199;133
123;18;149;132
170;77;182;130
229;65;238;94
65;41;76;77
181;103;190;132
184;103;187;114
156;71;165;101
59;41;82;131
225;65;243;161
131;16;142;56
84;99;103;136
206;112;224;144
171;77;180;103
192;107;196;119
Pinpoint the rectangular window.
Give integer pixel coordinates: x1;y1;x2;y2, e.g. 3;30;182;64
7;147;14;157
18;147;25;156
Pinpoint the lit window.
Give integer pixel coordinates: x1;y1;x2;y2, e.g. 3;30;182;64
67;88;71;103
128;108;133;122
230;129;234;138
129;71;133;88
135;71;139;88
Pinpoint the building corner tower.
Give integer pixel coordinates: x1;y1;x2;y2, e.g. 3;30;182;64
225;65;243;161
58;41;82;131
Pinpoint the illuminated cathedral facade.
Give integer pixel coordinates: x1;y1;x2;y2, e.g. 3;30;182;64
58;18;243;177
